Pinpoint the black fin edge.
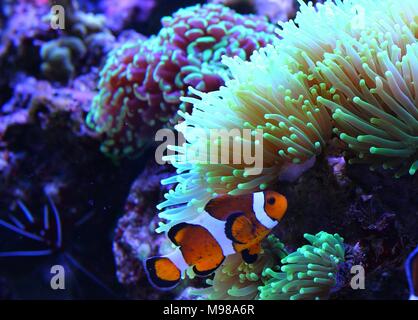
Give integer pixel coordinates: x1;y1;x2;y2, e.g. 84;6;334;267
144;257;180;291
241;249;258;264
224;212;245;244
168;222;190;246
193;257;225;277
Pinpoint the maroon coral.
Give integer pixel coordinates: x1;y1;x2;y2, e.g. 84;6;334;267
87;4;279;159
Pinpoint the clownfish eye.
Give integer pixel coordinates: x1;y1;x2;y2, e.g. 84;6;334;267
264;191;288;221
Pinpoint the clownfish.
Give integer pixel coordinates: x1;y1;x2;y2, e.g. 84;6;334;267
405;246;418;300
145;191;287;290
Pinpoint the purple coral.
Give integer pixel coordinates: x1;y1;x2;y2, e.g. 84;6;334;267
0;0;52;94
210;0;297;22
113;161;177;297
0;0;50;52
254;0;296;22
86;3;279;159
101;0;156;32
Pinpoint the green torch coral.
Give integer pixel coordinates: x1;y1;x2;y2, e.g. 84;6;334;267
191;232;345;300
259;232;345;300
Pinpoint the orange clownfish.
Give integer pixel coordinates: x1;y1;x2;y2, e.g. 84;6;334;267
145;191;287;290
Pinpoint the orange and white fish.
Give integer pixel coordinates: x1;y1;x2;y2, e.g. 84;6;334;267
406;246;418;300
145;191;287;290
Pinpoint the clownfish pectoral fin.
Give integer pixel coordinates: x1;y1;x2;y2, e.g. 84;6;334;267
241;242;261;264
225;212;253;245
144;256;181;291
406;246;418;300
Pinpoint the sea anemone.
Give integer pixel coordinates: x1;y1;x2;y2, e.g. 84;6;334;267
315;18;418;177
158;0;418;232
190;235;288;300
157;21;333;232
271;0;418;177
258;231;345;300
86;3;279;159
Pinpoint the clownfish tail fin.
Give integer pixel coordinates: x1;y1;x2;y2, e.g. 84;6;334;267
144;255;181;291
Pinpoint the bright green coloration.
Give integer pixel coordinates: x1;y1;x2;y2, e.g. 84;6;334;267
158;0;418;233
190;232;345;300
191;235;288;300
157;47;334;232
314;5;418;177
258;232;345;300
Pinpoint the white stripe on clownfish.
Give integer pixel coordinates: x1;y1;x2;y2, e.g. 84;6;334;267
166;191;281;275
253;192;278;230
164;247;189;274
186;211;235;257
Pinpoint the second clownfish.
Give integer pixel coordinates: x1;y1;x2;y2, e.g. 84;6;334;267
145;191;288;290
